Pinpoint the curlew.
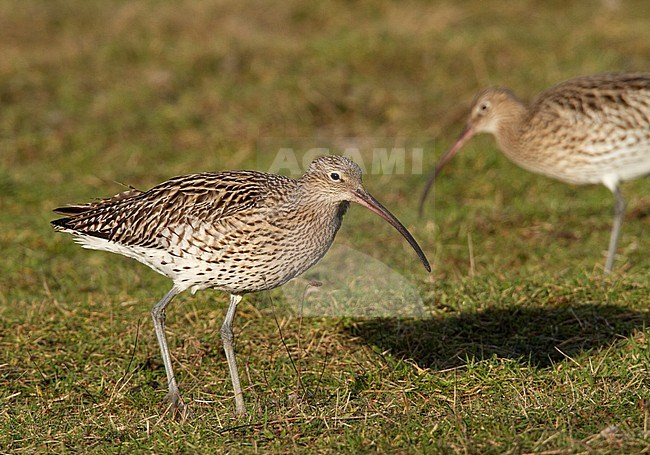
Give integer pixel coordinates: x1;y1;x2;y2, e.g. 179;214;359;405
52;155;430;418
419;72;650;272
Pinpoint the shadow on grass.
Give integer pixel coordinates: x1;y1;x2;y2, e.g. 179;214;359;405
347;303;649;369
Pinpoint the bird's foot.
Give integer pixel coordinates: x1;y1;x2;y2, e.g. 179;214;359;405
234;403;247;418
168;393;191;422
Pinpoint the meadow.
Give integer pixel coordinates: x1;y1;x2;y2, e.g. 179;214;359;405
1;0;649;452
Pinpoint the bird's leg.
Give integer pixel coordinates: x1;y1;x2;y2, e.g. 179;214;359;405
151;286;187;418
221;294;246;416
605;186;625;273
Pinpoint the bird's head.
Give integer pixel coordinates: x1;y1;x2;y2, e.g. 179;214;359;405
466;87;519;135
303;155;364;204
418;87;522;216
302;155;430;272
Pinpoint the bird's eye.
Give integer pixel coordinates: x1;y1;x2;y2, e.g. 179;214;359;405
329;172;341;181
478;102;490;113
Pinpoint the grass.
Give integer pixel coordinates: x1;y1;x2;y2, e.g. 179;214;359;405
1;0;649;452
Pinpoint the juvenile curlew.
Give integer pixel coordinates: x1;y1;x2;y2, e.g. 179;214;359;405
52;155;430;418
419;72;650;272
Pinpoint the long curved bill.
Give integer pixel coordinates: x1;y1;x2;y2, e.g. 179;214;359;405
353;188;431;272
418;125;476;217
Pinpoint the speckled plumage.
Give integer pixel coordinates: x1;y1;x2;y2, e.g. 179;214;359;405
53;170;348;295
420;72;650;272
53;155;430;418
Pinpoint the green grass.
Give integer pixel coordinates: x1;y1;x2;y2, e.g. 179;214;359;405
1;0;649;452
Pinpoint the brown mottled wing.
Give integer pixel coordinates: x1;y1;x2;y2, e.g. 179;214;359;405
51;171;294;247
53;188;143;216
527;72;650;127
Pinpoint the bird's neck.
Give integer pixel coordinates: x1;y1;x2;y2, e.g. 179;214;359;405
298;186;348;221
273;182;348;229
493;100;528;162
272;185;348;254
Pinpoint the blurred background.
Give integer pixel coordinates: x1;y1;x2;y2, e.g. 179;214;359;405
2;0;649;175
